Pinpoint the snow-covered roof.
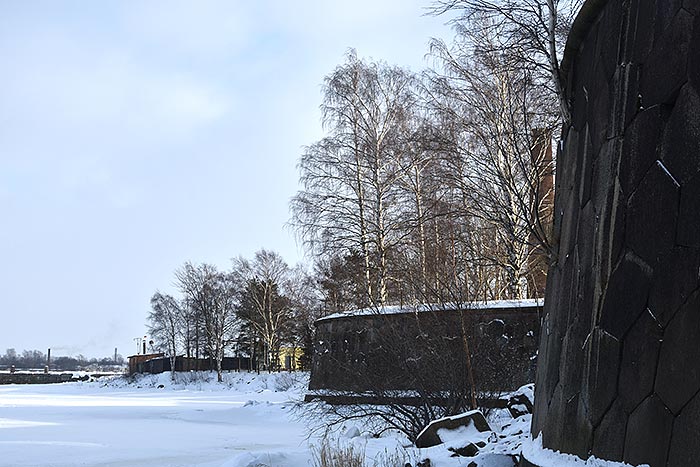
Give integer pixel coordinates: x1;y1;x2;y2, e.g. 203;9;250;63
317;298;544;322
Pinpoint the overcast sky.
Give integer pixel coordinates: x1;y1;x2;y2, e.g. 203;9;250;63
0;0;453;358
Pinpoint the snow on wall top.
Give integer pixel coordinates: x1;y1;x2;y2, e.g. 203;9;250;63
316;298;544;322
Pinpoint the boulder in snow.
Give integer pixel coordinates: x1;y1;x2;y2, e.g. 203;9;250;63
341;425;361;438
449;442;481;457
507;384;534;418
415;410;492;448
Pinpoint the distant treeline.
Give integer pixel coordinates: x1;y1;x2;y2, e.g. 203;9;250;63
0;348;125;371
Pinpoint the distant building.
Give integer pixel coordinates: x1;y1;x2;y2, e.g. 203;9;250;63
278;347;304;371
128;354;257;375
127;353;164;374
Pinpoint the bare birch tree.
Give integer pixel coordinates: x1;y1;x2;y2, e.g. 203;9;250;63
425;11;559;298
175;262;239;381
204;272;240;381
147;291;183;381
290;50;418;307
429;0;583;124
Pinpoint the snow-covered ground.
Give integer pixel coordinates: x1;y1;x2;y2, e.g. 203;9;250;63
0;371;561;467
0;372;312;467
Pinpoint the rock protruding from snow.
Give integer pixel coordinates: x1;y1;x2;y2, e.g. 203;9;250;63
415;410;492;448
507;384;534;418
341;425;361;439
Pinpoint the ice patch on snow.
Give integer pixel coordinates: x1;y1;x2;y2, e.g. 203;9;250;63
0;418;58;429
222;451;299;467
0;440;103;447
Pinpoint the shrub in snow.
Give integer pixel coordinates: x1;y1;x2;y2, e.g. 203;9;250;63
311;439;365;467
273;372;306;392
311;438;411;467
175;371;215;385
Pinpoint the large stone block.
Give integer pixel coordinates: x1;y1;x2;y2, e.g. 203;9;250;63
617;62;642;132
551;389;593;460
640;9;693;107
667;390;700;467
684;0;700;15
655;290;700;414
623;394;673;467
648;247;700;325
558;316;589;403
599;252;652;339
592;399;627;462
688;12;700;89
582;327;620;426
588;70;611;157
594;0;623;81
625;161;679;266
531;315;562;435
617;310;662;413
572;27;599;131
577;126;594;207
660;83;700;185
630;0;657;63
556;188;581;266
619;106;664;197
537;382;563;449
576;201;596;278
590;140;619;213
532;266;568;432
594;178;626;286
676;171;700;248
653;0;684;41
415;410;491;449
559;127;581;194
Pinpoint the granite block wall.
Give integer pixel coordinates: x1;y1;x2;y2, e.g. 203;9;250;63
532;0;700;465
310;304;541;394
0;373;80;384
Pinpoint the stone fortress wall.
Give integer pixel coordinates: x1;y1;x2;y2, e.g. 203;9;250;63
309;301;542;397
531;1;700;466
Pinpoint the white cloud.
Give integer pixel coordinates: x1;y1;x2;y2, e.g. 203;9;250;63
123;0;254;57
0;0;455;358
132;74;230;130
0;33;231;205
0;33;231;146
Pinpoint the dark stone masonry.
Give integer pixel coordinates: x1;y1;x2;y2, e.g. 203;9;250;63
309;302;541;397
531;0;700;465
0;373;83;384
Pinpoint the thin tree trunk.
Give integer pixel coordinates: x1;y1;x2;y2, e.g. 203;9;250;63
459;310;478;410
216;352;223;382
